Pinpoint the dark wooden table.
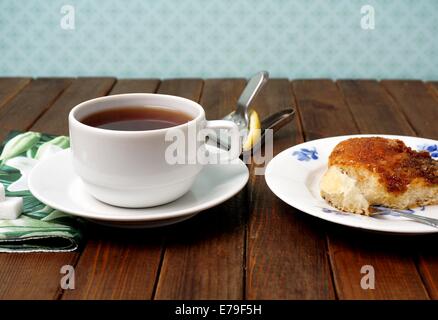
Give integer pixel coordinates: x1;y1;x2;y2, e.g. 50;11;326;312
0;77;437;300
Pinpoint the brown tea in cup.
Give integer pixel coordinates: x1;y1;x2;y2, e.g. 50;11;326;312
81;106;192;131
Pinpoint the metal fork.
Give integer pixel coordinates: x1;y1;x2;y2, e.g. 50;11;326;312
373;207;438;228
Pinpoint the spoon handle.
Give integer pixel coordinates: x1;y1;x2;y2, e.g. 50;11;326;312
261;108;295;132
236;71;269;114
242;108;296;156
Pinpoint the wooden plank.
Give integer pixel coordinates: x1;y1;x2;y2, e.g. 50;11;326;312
381;81;438;299
0;78;30;110
109;79;160;95
155;79;203;101
417;81;438;300
246;79;335;299
382;80;438;140
0;254;79;300
327;233;430;300
31;78;116;135
0;78;116;299
0;78;75;300
62;228;164;300
418;245;438;300
294;79;357;140
154;79;249;299
381;80;438;300
0;78;72;141
62;79;164;300
427;82;438;100
301;79;427;299
337;80;415;136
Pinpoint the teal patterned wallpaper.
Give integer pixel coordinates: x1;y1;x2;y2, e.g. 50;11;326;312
1;0;437;79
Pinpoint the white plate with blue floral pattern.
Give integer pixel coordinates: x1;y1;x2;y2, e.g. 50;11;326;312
265;134;438;234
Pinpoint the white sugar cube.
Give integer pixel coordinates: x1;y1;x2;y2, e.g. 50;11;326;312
0;183;4;202
0;197;23;220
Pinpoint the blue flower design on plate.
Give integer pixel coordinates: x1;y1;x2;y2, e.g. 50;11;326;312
418;143;438;159
321;207;350;216
292;147;318;161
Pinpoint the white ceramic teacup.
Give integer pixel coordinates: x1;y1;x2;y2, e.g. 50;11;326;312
68;93;240;208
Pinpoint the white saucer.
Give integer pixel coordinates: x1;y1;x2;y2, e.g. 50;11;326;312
265;134;438;235
28;148;249;228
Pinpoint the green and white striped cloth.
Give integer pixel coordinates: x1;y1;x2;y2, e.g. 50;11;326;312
0;131;83;253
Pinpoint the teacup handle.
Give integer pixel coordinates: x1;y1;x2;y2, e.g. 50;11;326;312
205;120;241;162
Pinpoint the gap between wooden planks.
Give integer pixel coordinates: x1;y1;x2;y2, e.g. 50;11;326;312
56;79;165;300
0;78;437;299
292;79;437;299
246;79;335;299
0;78;75;299
382;80;438;299
0;78;117;299
153;79;248;300
61;79;248;300
0;78;31;110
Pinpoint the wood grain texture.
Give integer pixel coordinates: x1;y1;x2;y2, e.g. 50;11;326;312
246;79;335;299
0;78;75;300
31;78;116;135
427;82;438;99
156;79;203;101
337;80;415;136
0;78;437;300
154;79;248;300
62;79;163;300
406;82;438;299
62;228;164;300
327;233;429;300
313;80;428;299
0;78;72;141
109;79;160;95
0;78;114;299
0;254;78;300
382;80;438;140
418;243;438;300
384;81;438;300
293;79;357;140
0;78;30;110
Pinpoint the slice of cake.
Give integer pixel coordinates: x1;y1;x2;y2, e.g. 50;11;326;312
320;137;438;215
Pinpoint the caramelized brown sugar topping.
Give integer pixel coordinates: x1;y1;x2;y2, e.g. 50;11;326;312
329;137;438;193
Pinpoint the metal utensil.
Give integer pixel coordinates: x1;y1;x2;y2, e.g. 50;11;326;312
260;108;295;133
243;108;295;155
222;71;269;132
211;71;269;150
373;207;438;228
211;108;295;154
